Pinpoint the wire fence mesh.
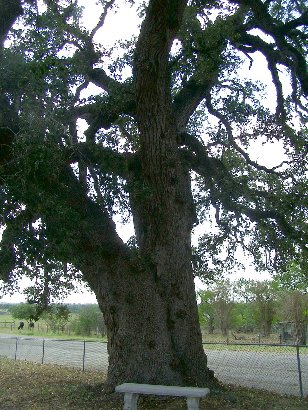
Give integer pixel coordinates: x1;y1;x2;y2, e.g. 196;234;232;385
203;342;307;398
0;336;306;397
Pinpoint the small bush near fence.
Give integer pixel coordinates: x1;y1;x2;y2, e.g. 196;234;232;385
0;337;307;398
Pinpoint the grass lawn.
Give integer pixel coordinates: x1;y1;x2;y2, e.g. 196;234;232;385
0;358;307;409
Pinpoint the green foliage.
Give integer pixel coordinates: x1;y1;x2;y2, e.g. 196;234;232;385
198;290;216;330
70;305;106;337
0;0;307;306
198;279;308;336
271;263;308;343
272;261;308;293
231;302;256;333
198;280;236;335
8;302;39;322
241;280;278;335
41;304;71;333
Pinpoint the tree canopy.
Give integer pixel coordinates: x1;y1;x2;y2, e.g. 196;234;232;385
0;0;307;388
9;301;39;322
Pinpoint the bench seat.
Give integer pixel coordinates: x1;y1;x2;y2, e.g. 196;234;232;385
115;382;210;410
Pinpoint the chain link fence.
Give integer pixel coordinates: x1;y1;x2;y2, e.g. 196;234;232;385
0;336;109;372
203;342;307;398
0;336;306;397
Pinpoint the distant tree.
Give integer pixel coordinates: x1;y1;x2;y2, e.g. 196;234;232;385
199;280;239;336
0;303;14;310
71;305;106;337
66;304;91;314
198;290;216;334
278;291;308;344
214;280;235;336
273;263;308;344
41;304;71;333
9;303;39;323
231;302;256;333
246;281;277;336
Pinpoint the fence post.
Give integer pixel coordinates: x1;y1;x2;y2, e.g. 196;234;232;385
82;340;86;371
14;337;18;361
42;339;45;364
296;345;303;398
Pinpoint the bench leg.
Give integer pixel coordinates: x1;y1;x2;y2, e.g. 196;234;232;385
187;397;200;410
123;392;139;410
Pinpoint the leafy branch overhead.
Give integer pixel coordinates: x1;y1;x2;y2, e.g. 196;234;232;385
0;0;307;298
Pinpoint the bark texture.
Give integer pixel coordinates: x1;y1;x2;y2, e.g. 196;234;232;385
45;165;215;388
80;246;215;388
77;0;216;388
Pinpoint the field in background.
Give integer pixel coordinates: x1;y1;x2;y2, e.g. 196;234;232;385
0;306;105;340
0;305;304;345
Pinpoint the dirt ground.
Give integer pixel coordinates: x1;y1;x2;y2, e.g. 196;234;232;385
0;358;307;409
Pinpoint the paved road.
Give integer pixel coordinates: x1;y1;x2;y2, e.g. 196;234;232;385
0;335;307;397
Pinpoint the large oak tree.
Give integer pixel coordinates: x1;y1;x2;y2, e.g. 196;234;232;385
0;0;307;389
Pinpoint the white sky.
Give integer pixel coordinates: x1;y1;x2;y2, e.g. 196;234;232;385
0;1;287;304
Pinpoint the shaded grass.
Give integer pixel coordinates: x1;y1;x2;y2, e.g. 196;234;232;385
0;358;307;409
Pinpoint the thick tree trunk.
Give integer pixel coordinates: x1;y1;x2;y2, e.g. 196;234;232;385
37;164;214;389
84;0;216;390
73;177;215;388
80;147;216;388
86;255;215;389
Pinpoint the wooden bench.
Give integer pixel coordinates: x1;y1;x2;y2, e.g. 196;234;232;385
115;383;210;410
